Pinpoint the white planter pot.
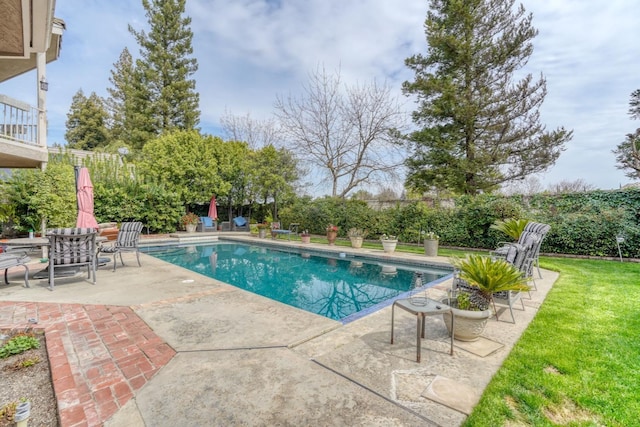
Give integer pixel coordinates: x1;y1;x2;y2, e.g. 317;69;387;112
349;236;363;248
185;223;197;233
424;238;439;256
381;240;397;253
441;297;492;342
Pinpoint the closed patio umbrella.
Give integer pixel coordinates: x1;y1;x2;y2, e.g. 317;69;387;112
76;167;99;229
208;195;218;220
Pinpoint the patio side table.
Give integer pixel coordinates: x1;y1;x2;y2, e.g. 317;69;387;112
390;297;454;362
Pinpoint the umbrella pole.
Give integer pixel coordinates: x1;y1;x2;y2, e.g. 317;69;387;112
74;166;81;212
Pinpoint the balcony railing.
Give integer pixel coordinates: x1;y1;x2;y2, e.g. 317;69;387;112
0;94;39;145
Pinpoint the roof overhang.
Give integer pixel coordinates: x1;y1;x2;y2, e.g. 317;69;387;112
0;0;65;83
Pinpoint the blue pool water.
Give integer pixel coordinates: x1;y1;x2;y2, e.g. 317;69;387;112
143;242;452;322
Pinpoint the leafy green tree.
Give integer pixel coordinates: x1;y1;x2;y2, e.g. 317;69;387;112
250;145;300;220
613;89;640;180
403;0;572;195
129;0;200;140
65;90;110;150
138;130;231;208
215;140;252;220
3;160;77;232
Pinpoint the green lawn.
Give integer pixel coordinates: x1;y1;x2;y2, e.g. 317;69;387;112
464;256;640;426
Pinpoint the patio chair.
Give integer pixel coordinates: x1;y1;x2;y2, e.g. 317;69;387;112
232;216;249;231
99;221;144;271
47;228;97;291
197;216;217;232
0;252;31;288
491;221;550;278
493;234;539;321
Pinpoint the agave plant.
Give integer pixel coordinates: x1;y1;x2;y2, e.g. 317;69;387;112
490;218;529;241
450;255;530;310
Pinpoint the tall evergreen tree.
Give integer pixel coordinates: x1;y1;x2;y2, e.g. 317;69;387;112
129;0;200;141
106;47;156;150
613;89;640;180
403;0;572;195
65;89;110;150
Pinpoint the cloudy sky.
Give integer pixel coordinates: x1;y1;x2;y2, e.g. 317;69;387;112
2;0;638;193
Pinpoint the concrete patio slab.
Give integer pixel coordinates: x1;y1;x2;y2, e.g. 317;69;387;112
126;350;436;426
422;375;482;415
454;336;504;357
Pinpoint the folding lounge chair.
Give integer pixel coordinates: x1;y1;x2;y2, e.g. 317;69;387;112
491;234;539;322
0;252;31;288
99;221;144;271
491;221;550;278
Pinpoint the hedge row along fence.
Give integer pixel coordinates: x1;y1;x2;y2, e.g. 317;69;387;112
278;189;640;259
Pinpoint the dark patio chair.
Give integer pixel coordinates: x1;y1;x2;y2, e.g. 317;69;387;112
99;221;144;271
47;228;97;291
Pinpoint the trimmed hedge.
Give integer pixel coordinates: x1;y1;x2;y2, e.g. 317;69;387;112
279;189;640;258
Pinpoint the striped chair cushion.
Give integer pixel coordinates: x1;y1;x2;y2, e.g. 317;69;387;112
48;228;96;265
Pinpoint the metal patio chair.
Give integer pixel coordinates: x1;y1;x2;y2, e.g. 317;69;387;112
99;221;144;271
47;228;97;291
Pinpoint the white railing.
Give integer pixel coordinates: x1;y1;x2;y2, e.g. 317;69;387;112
0;94;39;145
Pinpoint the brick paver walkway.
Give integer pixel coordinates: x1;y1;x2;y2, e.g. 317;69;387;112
0;301;176;426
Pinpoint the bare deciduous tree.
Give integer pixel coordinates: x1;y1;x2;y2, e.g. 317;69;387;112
220;109;281;149
275;66;406;198
548;179;595;194
500;176;544;196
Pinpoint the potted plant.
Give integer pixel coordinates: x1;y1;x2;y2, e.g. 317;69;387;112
300;230;311;244
181;212;199;233
326;224;338;245
442;255;530;341
347;228;367;248
423;231;439;256
256;223;269;238
490;218;529;241
380;234;398;253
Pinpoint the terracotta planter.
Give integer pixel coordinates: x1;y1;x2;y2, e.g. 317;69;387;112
441;297;492;342
327;230;337;245
381;239;397;253
424;238;439;256
349;236;363;248
301;235;311;244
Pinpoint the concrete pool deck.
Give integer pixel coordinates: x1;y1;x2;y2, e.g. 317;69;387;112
0;234;558;426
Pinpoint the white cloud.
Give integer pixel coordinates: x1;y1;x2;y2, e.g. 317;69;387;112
1;0;637;190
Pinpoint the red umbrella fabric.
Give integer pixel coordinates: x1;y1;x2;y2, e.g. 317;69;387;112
76;167;99;229
208;195;218;220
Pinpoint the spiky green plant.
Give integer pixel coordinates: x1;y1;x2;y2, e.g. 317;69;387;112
451;255;530;310
490;218;529;241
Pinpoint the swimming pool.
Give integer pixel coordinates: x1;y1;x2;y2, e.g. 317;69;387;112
143;242;452;322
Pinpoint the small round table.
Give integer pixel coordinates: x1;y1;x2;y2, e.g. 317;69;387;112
390;297;454;362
